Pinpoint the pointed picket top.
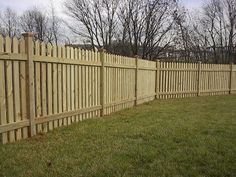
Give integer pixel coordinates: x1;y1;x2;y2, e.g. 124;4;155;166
117;55;120;65
114;54;117;64
94;50;98;62
77;48;81;61
113;54;115;64
12;37;19;54
108;53;111;63
34;40;40;56
81;48;85;61
97;51;101;63
116;55;119;64
0;34;3;53
40;42;46;56
103;52;106;63
70;47;74;59
52;44;57;58
46;43;52;57
92;50;95;62
74;47;78;60
57;45;62;58
19;38;25;54
62;45;66;58
87;50;91;62
84;49;87;61
66;46;70;59
120;56;123;65
5;36;11;53
111;54;113;64
81;49;85;61
109;53;112;64
85;49;89;61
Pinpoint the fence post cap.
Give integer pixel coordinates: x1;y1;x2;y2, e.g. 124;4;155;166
22;32;34;38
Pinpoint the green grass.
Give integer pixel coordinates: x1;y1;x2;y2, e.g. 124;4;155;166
1;95;236;177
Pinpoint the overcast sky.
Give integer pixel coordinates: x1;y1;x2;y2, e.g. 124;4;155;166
181;0;204;9
0;0;204;15
0;0;65;16
0;0;205;43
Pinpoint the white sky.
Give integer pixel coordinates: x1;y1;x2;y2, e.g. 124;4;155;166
0;0;204;15
180;0;205;9
0;0;205;43
0;0;65;17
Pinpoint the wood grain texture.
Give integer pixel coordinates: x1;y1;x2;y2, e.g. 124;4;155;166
1;34;236;144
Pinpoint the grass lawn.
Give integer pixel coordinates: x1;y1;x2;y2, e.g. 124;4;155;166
0;95;236;177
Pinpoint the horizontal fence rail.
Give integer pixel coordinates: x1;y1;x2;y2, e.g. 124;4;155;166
0;33;236;144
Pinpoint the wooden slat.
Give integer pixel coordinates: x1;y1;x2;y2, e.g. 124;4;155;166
67;64;71;124
0;60;8;143
58;63;63;126
159;91;198;95
135;57;138;105
230;63;233;94
100;49;105;116
12;37;22;140
35;42;41;131
5;36;15;142
23;33;36;137
32;55;101;66
1;41;236;144
0;35;3;52
0;120;29;134
81;50;86;119
0;53;27;61
88;51;92;118
19;39;28;139
35;62;42;132
71;51;75;122
41;46;48;132
66;47;72;124
52;61;58;128
35;106;102;125
47;62;53;130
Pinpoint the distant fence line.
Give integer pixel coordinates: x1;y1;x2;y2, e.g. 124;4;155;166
0;33;236;144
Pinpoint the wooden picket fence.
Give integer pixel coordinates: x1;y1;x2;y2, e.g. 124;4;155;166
0;33;236;144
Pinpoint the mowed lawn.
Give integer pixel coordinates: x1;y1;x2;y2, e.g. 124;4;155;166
0;96;236;177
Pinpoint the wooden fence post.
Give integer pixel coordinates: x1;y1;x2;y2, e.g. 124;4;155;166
99;48;106;116
23;32;36;137
229;62;233;94
197;61;201;97
155;60;160;99
135;56;139;106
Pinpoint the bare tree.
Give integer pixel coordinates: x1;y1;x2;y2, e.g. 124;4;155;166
118;0;177;59
65;0;119;51
199;0;236;63
172;0;236;64
0;8;20;37
203;0;220;63
48;0;61;45
173;6;191;61
223;0;236;63
20;5;61;44
21;7;49;42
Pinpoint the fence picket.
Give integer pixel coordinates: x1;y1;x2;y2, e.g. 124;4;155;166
0;33;236;144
